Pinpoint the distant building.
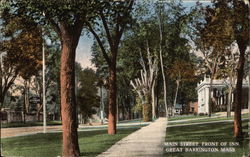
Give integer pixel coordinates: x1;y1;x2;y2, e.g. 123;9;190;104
197;76;249;114
189;101;198;114
1;108;42;123
174;104;183;115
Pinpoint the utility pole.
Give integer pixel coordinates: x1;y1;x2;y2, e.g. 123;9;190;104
243;1;250;155
0;52;6;157
0;55;2;157
100;85;104;124
75;75;78;128
247;2;250;156
42;20;46;133
0;53;3;157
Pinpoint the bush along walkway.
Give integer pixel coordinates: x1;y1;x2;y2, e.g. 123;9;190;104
98;117;167;157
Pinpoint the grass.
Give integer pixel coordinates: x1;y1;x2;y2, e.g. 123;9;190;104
168;114;249;126
78;123;148;131
168;114;216;121
1;121;62;128
118;119;143;123
2;127;139;157
2;119;148;128
165;121;249;157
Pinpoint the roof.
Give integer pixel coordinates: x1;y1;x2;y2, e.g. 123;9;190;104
175;104;182;109
196;76;249;91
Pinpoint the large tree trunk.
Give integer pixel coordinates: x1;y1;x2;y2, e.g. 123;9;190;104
159;37;168;117
37;92;42;121
60;33;80;157
0;65;17;109
208;77;214;117
23;80;29;123
100;86;104;124
156;22;169;114
156;79;160;118
227;87;232;117
0;60;2;109
37;105;42;121
143;92;152;122
232;0;249;139
122;102;125;120
108;65;117;134
0;73;4;108
151;79;156;119
57;73;62;121
173;80;180;116
157;7;168;117
23;91;26;124
0;93;5;109
234;43;246;138
24;80;30;114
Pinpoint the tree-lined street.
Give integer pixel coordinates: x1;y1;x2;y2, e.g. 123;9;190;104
0;0;249;157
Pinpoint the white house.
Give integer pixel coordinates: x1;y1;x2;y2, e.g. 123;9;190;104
197;76;249;114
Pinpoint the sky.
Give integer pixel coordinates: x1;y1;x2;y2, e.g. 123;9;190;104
76;36;94;69
75;1;211;69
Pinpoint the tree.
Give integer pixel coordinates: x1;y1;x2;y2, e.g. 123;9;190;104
218;43;239;117
31;45;61;121
130;45;158;121
90;0;199;121
168;59;196;115
5;0;98;156
195;0;234;116
119;0;197;118
155;0;198;116
45;45;61;120
232;0;249;138
76;65;99;124
155;1;168;117
87;0;134;134
0;9;42;110
197;0;249;138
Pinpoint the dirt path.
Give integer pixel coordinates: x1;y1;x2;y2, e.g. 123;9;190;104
1;125;62;138
1;121;151;138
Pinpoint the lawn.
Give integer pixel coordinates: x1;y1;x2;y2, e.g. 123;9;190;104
168;114;249;126
2;127;139;157
165;121;249;157
168;114;216;121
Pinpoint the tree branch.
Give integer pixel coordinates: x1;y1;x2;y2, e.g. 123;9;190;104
44;13;61;38
87;22;112;66
100;10;114;50
114;0;134;52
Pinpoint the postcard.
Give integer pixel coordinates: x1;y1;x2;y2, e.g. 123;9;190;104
0;0;249;157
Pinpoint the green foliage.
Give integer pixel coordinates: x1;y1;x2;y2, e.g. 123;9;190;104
0;6;44;109
195;0;249;77
168;59;196;82
132;97;142;113
91;41;109;79
9;0;97;26
76;65;100;120
0;8;42;80
91;1;200;115
45;45;61;115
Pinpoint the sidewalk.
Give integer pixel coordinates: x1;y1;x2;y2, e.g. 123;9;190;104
98;117;167;157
